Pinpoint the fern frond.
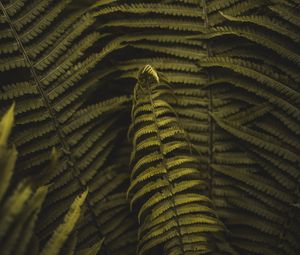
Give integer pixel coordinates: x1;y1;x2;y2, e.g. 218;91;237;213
128;65;231;255
0;1;133;253
1;0;299;254
93;3;202;18
205;25;300;66
220;12;300;42
0;105;97;255
76;238;104;255
40;190;88;255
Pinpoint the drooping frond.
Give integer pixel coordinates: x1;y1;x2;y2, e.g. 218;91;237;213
0;0;132;251
191;1;300;254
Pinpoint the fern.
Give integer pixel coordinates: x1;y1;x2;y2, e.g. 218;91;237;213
127;65;233;255
0;105;103;255
194;1;300;254
1;0;300;254
0;0;137;254
91;0;300;254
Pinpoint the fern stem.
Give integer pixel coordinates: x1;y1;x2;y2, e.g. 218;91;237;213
201;0;215;200
0;3;110;254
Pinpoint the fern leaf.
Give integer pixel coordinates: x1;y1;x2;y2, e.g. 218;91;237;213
40;190;88;255
76;238;104;255
128;65;230;255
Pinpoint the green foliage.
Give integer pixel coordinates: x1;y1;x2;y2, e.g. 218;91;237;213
1;0;300;255
0;0;136;254
0;105;103;255
197;2;300;254
128;65;231;255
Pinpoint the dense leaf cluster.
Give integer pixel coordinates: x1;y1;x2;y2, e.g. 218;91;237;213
0;0;299;255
